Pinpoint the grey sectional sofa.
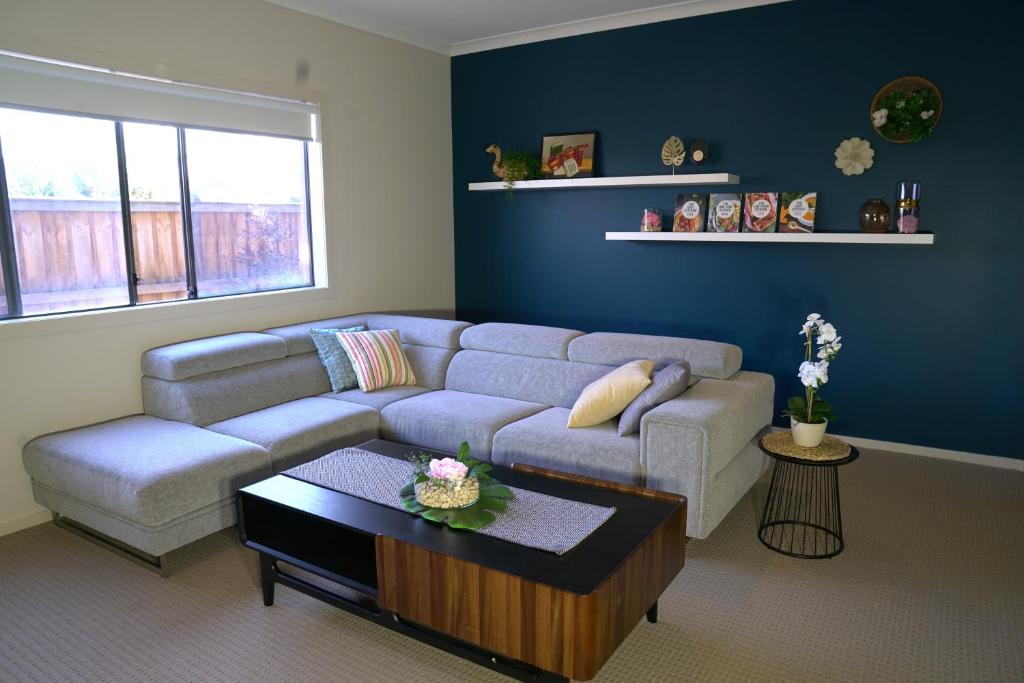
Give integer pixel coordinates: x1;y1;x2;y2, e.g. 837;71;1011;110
23;312;774;566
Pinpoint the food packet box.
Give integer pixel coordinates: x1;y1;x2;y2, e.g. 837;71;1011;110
673;193;707;232
707;193;741;232
779;192;817;232
743;192;779;232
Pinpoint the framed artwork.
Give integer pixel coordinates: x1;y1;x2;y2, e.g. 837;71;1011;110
541;132;596;179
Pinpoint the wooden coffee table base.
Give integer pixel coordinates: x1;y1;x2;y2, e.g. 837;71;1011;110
258;550;571;681
239;442;686;682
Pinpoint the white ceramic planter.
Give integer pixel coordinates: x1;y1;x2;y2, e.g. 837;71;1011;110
790;417;828;448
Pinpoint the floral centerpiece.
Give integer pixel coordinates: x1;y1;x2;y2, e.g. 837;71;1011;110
783;314;842;447
415;457;479;509
399;442;512;529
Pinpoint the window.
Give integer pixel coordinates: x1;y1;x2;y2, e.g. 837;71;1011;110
122;122;188;304
0;108;130;315
185;129;312;297
0;107;315;320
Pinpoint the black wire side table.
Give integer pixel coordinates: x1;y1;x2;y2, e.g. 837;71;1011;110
757;434;859;559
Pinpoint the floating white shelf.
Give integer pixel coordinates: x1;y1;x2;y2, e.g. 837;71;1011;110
468;173;740;191
604;231;935;245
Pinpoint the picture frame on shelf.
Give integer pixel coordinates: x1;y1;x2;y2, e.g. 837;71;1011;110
541;131;596;179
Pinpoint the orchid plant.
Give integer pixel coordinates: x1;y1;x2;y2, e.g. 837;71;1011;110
783;313;842;425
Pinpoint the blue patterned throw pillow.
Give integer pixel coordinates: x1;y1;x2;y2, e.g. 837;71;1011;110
309;325;367;392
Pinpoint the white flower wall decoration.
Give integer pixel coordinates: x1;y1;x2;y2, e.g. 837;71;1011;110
834;137;874;176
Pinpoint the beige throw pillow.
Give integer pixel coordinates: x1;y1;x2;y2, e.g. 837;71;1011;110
567;359;656;428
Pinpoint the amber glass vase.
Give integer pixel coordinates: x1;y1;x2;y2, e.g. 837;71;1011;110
859;198;891;233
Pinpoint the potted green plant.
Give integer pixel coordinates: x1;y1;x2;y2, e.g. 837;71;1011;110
782;314;842;447
500;149;540;200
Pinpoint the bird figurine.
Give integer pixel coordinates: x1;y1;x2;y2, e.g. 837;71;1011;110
485;144;507;180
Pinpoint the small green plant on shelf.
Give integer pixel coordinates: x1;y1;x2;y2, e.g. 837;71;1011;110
501;149;541;201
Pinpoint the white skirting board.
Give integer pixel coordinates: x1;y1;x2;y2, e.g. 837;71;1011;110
0;509;52;539
770;427;1023;472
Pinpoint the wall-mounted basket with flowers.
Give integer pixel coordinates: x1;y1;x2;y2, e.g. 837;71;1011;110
870;76;942;143
783;314;842;448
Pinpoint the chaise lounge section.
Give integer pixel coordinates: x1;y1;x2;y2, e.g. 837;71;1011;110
23;312;773;567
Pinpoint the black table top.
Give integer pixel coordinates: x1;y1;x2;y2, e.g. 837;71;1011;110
239;439;683;595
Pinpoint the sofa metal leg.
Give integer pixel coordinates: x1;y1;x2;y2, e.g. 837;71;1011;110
51;512;169;577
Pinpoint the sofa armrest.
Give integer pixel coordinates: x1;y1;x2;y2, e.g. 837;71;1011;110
640;371;774;532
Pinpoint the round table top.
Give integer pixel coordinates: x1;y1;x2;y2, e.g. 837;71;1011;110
759;432;860;466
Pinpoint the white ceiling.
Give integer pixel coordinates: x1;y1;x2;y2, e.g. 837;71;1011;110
266;0;790;55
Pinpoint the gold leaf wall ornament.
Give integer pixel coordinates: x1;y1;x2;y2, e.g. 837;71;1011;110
661;136;686;174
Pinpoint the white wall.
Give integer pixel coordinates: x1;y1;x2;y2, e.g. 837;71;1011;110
0;0;454;534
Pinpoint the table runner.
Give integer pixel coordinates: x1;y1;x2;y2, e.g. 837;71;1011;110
284;448;616;556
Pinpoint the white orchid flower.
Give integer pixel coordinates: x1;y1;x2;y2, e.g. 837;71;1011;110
872;108;889;127
798;361;819;387
807;313;821;321
798;360;829;388
818;341;842;360
817;323;837;343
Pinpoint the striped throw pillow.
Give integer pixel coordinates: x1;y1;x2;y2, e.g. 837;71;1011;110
335;329;417;392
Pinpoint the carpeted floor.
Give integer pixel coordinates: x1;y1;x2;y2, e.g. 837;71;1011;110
1;448;1022;682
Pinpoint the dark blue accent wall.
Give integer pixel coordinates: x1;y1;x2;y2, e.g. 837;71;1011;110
451;0;1023;458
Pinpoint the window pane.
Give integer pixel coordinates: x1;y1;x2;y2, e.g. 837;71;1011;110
0;107;129;315
185;129;311;298
122;122;188;304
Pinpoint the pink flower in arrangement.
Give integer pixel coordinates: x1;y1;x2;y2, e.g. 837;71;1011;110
429;457;468;481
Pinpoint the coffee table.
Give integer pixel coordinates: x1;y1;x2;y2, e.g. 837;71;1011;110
237;439;686;682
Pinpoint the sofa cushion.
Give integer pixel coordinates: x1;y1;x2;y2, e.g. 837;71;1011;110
206;397;378;472
142;332;286;381
459;322;584;360
403;344;456;390
337;329;417;392
567;360;655;428
364;313;471;349
309;325;367;392
492;408;642;486
618;361;692;436
263;315;368;356
380;390;546;459
321;386;431;411
568;332;742;380
22;415;272;527
142;353;330;426
445;350;609;408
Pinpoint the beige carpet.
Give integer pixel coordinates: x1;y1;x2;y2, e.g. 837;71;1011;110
1;448;1022;682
